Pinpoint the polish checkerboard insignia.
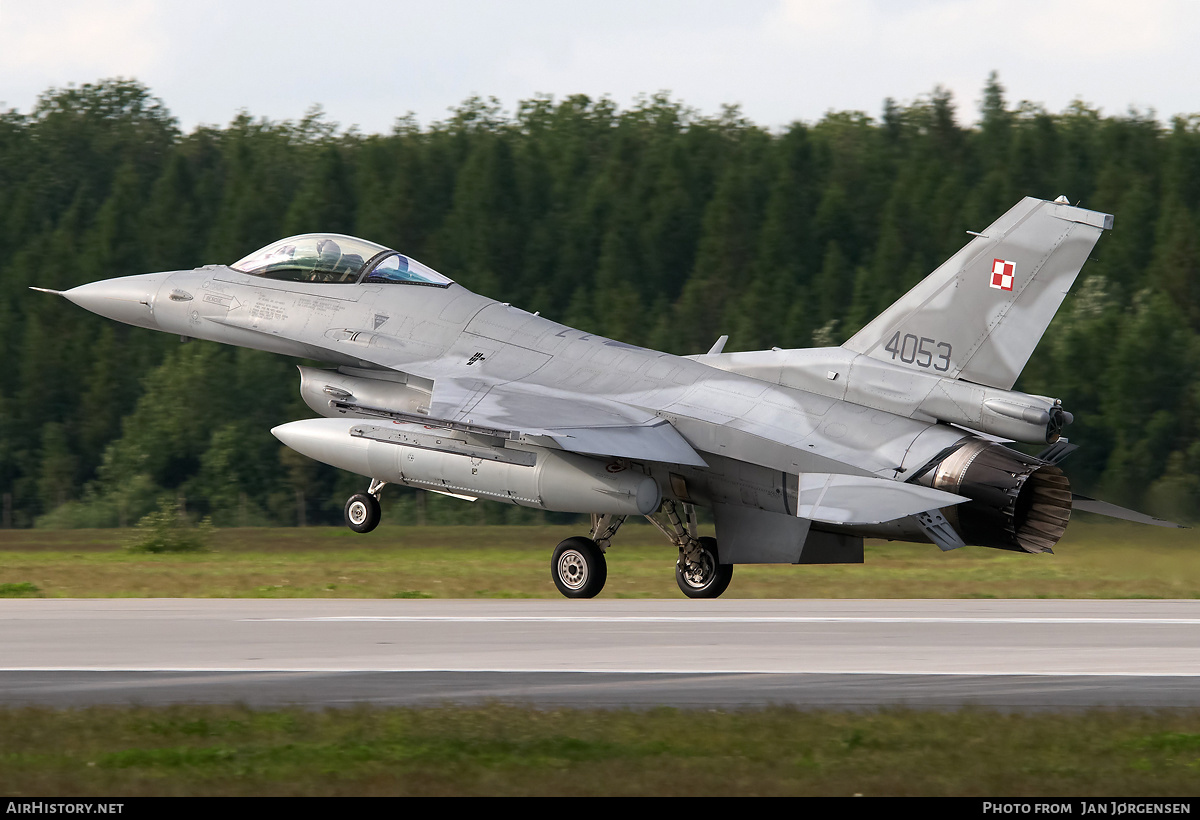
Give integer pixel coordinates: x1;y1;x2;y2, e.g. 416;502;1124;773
990;258;1015;291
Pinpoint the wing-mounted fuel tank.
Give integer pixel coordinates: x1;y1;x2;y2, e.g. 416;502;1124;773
912;439;1072;553
272;417;661;516
298;365;434;419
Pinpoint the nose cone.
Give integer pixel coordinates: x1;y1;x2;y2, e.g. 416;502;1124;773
272;418;374;478
61;272;174;329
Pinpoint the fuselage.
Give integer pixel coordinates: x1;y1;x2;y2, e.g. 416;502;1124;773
48;198;1124;580
64;262;973;541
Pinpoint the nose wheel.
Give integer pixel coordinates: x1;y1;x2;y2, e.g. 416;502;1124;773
344;493;381;533
344;479;386;534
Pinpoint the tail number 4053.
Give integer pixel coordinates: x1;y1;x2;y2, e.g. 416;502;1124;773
884;332;952;372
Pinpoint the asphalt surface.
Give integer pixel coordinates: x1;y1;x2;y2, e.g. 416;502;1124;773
2;599;1198;709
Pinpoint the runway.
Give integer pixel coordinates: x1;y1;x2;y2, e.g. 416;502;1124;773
2;599;1198;709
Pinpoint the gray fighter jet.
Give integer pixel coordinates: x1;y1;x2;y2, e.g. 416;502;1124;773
36;195;1177;598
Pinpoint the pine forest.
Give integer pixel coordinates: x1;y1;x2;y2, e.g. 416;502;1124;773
1;76;1197;529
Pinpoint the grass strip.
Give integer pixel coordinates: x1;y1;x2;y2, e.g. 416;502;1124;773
0;520;1197;599
1;704;1198;796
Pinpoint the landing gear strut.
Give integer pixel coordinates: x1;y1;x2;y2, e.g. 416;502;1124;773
675;536;733;598
345;479;385;534
546;504;734;599
646;501;733;599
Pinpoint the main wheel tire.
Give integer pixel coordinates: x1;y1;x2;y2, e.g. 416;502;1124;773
551;537;607;598
676;536;733;599
344;493;381;534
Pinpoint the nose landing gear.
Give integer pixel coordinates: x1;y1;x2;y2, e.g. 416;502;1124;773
344;479;386;533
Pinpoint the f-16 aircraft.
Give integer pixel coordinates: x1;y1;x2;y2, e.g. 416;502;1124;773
36;195;1177;598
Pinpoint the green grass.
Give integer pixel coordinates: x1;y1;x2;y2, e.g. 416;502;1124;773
0;518;1197;599
2;521;1198;796
1;704;1198;796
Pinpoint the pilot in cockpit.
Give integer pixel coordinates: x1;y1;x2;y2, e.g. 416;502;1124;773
314;238;341;281
314;238;364;281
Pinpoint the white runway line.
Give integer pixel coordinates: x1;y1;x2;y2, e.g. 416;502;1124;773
248;615;1200;625
6;667;1200;676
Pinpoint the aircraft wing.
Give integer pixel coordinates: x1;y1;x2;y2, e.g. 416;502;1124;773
381;375;967;520
541;422;706;466
358;374;710;467
431;379;707;466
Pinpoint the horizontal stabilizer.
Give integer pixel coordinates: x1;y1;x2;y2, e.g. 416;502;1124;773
1072;495;1185;528
795;473;967;525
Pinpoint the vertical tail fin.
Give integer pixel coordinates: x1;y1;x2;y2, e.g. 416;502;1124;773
842;197;1112;390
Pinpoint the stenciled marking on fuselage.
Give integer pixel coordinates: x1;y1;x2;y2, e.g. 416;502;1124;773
293;296;344;314
883;331;952;371
249;297;287;322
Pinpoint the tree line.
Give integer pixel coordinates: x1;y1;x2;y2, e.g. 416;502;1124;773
0;75;1197;529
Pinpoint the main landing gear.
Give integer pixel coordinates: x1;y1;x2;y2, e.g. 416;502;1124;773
675;536;733;599
344;479;385;534
551;536;607;598
550;513;623;598
549;502;733;599
647;501;733;599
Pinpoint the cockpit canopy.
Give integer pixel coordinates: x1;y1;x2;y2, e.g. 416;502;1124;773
231;234;453;287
